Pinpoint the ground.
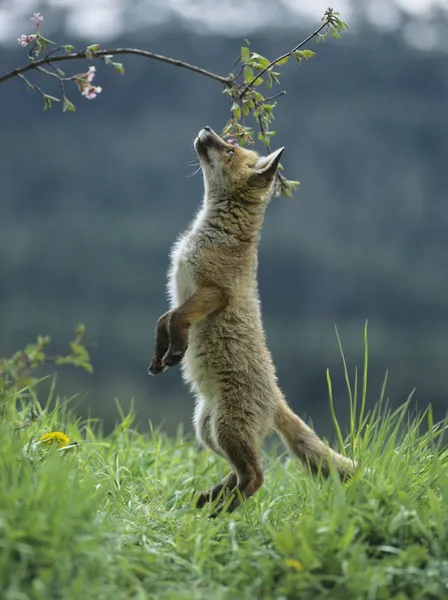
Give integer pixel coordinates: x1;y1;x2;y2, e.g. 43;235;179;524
1;390;447;600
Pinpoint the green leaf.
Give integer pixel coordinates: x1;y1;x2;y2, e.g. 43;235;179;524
242;103;249;117
221;121;233;136
63;96;76;113
252;77;263;87
294;50;316;61
36;335;50;347
112;62;125;75
276;56;289;65
70;342;89;358
231;101;241;119
249;53;270;68
42;94;60;111
75;324;86;339
87;44;100;52
38;35;55;45
63;45;75;55
300;49;316;59
241;46;250;63
243;65;254;83
84;49;93;59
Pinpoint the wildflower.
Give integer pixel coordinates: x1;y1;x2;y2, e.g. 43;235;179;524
39;431;70;448
86;66;96;83
224;134;239;146
31;13;44;28
17;34;36;47
74;67;102;100
284;558;304;571
81;85;102;100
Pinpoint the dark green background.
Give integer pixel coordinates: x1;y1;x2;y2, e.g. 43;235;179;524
1;18;447;435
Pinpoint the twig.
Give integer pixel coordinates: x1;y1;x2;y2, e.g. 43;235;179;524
0;48;233;86
17;72;47;99
37;65;72;82
263;90;286;103
231;59;246;83
242;19;330;97
38;66;67;100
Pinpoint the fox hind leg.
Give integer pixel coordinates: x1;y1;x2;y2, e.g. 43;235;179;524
210;423;264;516
196;471;237;508
194;405;238;509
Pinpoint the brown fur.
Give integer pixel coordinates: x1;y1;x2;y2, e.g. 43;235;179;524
148;126;356;514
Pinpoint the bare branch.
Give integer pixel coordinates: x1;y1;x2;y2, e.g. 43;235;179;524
0;48;233;86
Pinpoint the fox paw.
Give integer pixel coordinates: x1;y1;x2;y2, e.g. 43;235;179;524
195;491;213;509
162;344;187;367
147;356;166;376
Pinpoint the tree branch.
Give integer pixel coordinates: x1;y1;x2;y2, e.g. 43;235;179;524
2;7;347;197
0;48;233;86
243;19;330;96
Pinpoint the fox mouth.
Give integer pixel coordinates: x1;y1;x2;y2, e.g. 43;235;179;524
194;126;228;159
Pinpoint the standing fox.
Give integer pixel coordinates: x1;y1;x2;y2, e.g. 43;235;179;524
148;126;355;514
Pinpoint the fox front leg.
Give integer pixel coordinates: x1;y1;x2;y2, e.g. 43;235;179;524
148;311;171;375
148;286;227;375
163;285;227;368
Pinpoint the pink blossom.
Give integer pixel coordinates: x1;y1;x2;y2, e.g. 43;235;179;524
31;13;44;28
224;134;239;146
81;85;102;100
17;34;36;47
86;66;96;83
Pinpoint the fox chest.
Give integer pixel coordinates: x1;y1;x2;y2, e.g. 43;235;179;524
168;238;197;308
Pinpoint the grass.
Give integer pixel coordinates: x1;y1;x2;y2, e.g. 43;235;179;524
1;330;447;600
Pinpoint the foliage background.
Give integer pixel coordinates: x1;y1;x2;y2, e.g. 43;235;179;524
1;0;447;435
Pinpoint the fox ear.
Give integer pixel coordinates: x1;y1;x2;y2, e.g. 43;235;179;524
253;147;285;180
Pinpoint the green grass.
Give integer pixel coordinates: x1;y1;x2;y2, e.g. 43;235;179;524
1;331;447;599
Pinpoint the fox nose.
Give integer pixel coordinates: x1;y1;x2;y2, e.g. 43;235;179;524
204;126;211;132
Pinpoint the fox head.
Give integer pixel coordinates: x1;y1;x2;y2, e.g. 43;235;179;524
194;126;284;204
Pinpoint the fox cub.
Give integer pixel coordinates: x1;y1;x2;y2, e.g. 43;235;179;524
149;126;355;514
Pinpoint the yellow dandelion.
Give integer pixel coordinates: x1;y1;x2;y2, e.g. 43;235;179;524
39;431;70;448
284;558;304;571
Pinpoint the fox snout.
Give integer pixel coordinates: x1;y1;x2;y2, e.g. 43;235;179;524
195;127;228;153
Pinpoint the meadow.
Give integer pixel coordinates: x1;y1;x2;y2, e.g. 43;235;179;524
1;331;447;600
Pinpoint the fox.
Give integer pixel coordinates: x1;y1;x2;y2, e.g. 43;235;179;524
148;126;356;515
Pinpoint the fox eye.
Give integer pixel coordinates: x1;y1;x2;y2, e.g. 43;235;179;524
227;149;235;157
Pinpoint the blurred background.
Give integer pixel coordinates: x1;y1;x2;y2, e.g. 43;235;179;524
1;0;448;436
